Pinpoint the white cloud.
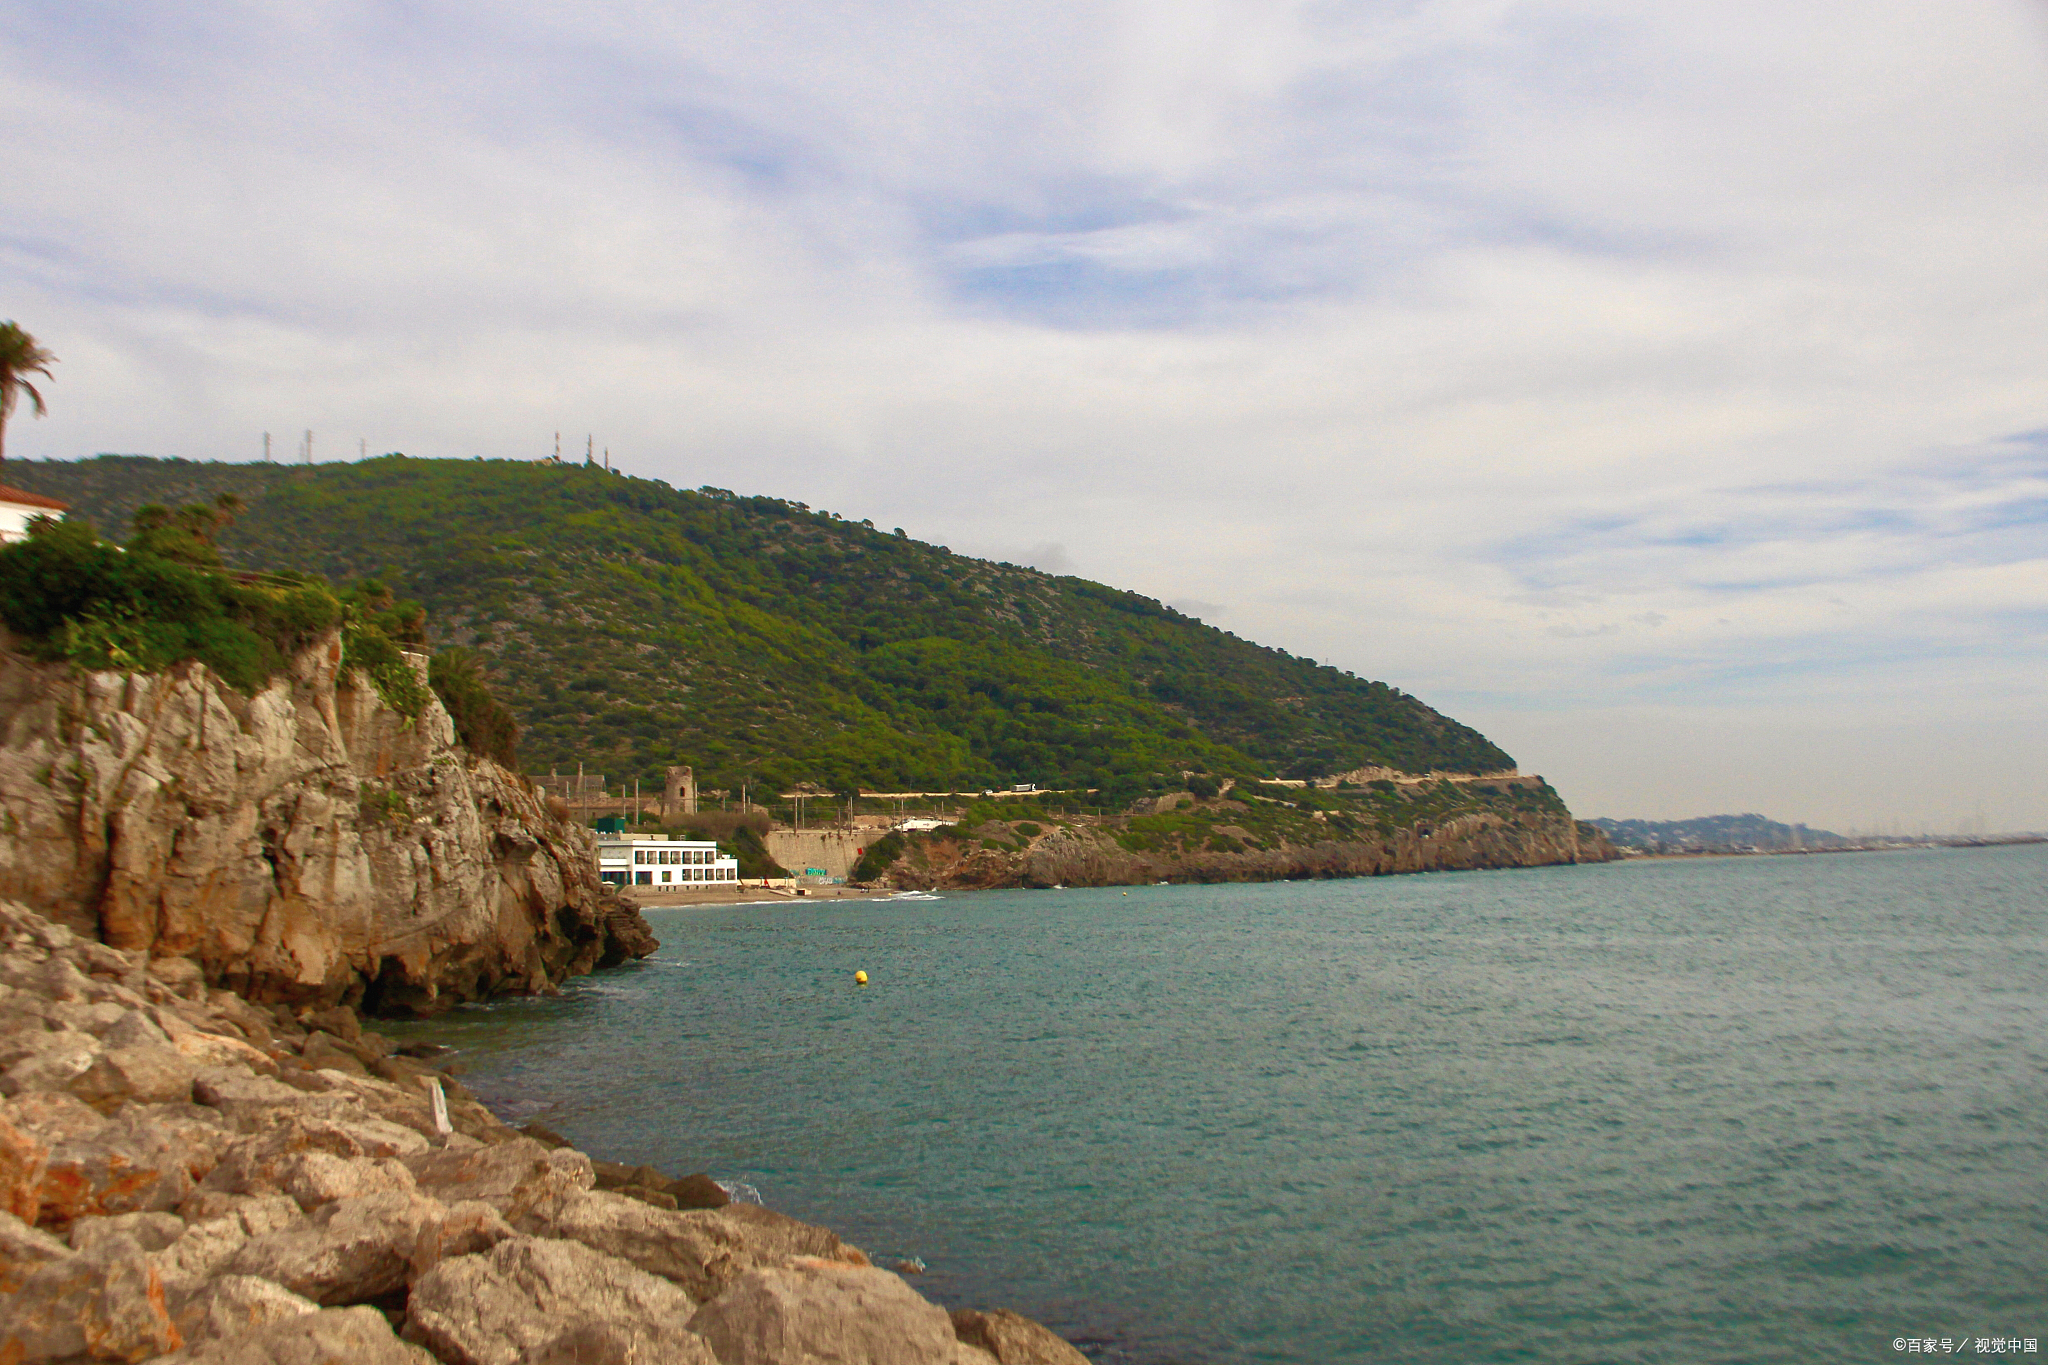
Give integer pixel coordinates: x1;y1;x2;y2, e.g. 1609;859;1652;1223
2;0;2046;828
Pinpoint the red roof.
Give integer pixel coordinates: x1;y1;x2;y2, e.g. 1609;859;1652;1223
0;485;69;512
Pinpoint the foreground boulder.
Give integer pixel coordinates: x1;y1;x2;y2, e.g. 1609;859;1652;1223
405;1235;716;1364
952;1308;1095;1365
688;1257;959;1365
170;1275;319;1351
157;1305;436;1364
0;1231;183;1362
222;1188;447;1305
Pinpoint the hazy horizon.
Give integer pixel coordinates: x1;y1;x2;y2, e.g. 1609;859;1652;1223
5;2;2045;833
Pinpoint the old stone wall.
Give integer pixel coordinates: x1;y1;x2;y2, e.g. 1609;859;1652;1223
762;830;865;880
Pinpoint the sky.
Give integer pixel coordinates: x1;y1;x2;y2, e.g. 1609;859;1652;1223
3;0;2046;833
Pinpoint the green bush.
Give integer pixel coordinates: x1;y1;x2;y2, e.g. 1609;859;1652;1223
430;648;520;767
183;617;284;694
340;616;429;717
850;831;906;883
0;515;346;695
0;510;458;737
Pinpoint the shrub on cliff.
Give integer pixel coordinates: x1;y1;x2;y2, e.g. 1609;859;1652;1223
0;514;343;691
0;509;461;722
431;647;520;766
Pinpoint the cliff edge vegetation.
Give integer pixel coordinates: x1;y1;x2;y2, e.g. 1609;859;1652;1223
0;511;652;1015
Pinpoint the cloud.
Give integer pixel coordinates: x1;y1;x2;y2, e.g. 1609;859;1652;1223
3;0;2046;829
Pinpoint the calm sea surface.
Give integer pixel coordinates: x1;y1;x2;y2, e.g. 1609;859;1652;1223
415;845;2048;1364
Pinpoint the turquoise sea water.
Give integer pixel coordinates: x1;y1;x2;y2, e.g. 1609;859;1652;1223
421;845;2048;1363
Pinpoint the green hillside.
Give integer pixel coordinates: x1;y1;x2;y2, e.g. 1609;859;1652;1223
9;455;1513;798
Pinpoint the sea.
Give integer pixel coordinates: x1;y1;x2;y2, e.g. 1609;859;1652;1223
410;843;2048;1364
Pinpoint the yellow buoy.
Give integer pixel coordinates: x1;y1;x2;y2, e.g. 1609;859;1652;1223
855;970;869;985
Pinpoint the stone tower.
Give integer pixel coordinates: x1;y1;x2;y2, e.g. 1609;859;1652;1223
661;766;697;821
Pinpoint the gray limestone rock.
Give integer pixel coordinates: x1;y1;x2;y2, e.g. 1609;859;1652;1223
688;1257;958;1365
67;1041;201;1111
302;1006;362;1044
155;1305;438;1364
407;1197;515;1278
222;1187;450;1305
68;1210;187;1254
950;1308;1093;1365
170;1274;321;1350
514;1189;746;1302
2;1089;107;1145
0;1231;183;1363
527;1318;715;1365
718;1201;869;1267
300;1031;369;1075
152;1196;304;1299
0;1210;71;1294
405;1139;593;1219
193;1066;365;1131
405;1235;714;1365
0;1029;100;1097
99;1009;173;1050
201;1113;430;1207
37;1105;221;1225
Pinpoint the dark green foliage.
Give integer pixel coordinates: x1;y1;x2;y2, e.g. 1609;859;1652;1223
0;498;517;756
338;615;428;717
127;494;246;567
1185;773;1221;799
8;456;1518;800
431;648;520;767
850;831;906;883
340;578;428;645
0;513;339;693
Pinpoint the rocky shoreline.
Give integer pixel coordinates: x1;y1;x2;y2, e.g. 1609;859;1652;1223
873;801;1618;892
0;899;1089;1364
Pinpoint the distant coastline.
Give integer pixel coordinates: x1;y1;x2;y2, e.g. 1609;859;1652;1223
1614;835;2046;863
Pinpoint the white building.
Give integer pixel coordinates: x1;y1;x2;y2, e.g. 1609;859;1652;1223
596;836;741;887
0;485;69;543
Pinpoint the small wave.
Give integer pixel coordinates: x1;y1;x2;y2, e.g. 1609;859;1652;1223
887;892;945;901
715;1179;764;1205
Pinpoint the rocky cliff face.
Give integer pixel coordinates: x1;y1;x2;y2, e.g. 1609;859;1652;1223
0;633;653;1014
883;807;1618;892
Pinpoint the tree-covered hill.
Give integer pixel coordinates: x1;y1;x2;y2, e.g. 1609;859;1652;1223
11;455;1514;798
